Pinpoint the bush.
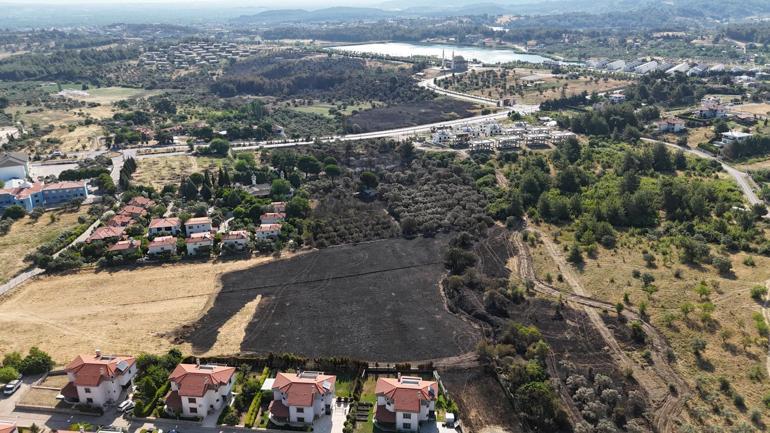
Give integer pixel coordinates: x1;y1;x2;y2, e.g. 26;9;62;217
19;347;53;374
2;205;26;220
0;366;20;383
751;285;768;301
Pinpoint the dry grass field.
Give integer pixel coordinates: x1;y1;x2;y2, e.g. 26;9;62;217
0;255;286;365
63;87;162;105
730;103;770;117
133;155;226;190
43;124;103;152
528;223;770;428
0;207;90;284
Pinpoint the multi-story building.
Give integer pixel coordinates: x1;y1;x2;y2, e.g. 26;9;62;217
0;152;29;181
60;351;137;407
374;375;437;432
269;371;336;425
165;363;236;418
184;217;212;235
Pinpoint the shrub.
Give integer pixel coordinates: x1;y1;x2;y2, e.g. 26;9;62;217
2;205;26;220
0;366;20;383
19;347;53;374
751;285;768;302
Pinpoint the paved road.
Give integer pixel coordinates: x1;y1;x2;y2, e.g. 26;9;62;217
641;137;764;207
418;73;501;106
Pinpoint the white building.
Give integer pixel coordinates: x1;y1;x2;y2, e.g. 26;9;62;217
260;212;285;224
374;376;437;432
605;60;626;71
186;232;213;255
656;118;687;133
269;371;336;425
718;131;752;147
184;217;212;235
0;152;29;181
608;92;626;104
165;364;236;418
256;224;282;240
60;352;136;407
148;236;177;255
634;61;659;74
149;217;181;236
221;230;250;250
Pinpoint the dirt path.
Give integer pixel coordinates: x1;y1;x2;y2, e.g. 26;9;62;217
494;169;509;189
512;224;690;433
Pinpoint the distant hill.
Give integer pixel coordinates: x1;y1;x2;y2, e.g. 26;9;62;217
232;7;404;24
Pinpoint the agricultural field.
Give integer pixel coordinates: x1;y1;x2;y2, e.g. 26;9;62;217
528;224;770;429
55;86;163;105
176;236;480;361
42;124;103;152
291;101;378;118
731;103;770;117
0;207;91;284
0;254;288;364
343;98;480;133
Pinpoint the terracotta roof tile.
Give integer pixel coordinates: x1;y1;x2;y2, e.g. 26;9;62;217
273;372;336;407
65;354;136;387
149;217;180;229
168;364;235;398
375;377;437;413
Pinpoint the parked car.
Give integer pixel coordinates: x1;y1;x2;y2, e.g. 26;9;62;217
3;380;21;395
117;399;135;412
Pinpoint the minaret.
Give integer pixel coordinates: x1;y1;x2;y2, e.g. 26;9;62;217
451;50;455;70
442;49;445;69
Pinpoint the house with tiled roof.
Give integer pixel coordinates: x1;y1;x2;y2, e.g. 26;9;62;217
149;217;181;236
270;201;287;213
60;351;136;407
0;151;29;181
374;376;437;432
148;236;177;255
184;217;212;235
186;231;213;255
108;239;141;256
260;212;285;224
119;205;147;218
127;196;155;209
86;226;125;243
221;230;249;251
255;224;282;240
0;422;18;433
108;214;135;228
269;371;336;425
164;363;236;418
0;180;44;211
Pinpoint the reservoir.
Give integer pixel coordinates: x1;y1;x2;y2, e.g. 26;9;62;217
329;42;560;65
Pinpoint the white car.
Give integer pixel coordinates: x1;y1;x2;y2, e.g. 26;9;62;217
3;380;21;395
117;399;135;412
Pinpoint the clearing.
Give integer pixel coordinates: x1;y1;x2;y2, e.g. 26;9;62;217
42;124;103;152
176;236;479;361
0;207;90;284
0;254;285;364
133;155;229;190
55;86;163;105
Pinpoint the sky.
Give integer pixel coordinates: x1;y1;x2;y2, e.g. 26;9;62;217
0;0;384;5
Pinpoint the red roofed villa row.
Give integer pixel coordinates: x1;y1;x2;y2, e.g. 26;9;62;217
60;350;137;407
164;363;236;418
269;371;336;425
374;375;437;432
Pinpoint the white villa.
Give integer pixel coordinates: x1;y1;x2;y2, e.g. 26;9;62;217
260;213;285;224
148;236;177;255
269;371;336;425
149;217;181;236
165;363;236;418
186;232;213;255
375;376;437;432
221;230;250;250
184;217;212;235
60;351;137;407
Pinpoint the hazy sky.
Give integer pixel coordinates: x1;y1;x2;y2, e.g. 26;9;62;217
0;0;383;5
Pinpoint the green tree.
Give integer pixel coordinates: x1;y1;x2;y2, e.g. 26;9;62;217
0;366;20;383
271;179;292;198
360;171;379;190
2;205;26;220
207;138;230;157
297;155;322;178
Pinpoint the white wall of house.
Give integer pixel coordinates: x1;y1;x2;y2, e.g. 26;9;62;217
67;364;136;407
186;241;212;255
149;226;180;236
396;412;418;432
185;223;211;235
149;244;175;255
222;239;247;249
173;378;233;417
255;230;280;239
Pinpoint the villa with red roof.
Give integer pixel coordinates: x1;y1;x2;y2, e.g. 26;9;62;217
108;214;135;228
184;217;212;235
0;422;18;433
164;363;236;418
119;205;147;218
127;196;155;209
221;230;250;250
260;212;285;224
148;236;177;255
269;371;336;425
60;351;136;407
149;217;181;236
186;231;213;255
255;224;282;240
374;376;437;432
108;239;140;256
86;226;125;243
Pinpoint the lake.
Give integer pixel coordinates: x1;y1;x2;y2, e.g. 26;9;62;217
329;42;559;65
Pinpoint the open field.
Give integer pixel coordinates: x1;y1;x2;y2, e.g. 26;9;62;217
0;207;90;284
529;223;770;428
730;103;770;117
176;236;479;361
55;86;162;104
0;255;286;364
292;101;378;118
133;155;227;190
344;98;480;133
42;124;103;152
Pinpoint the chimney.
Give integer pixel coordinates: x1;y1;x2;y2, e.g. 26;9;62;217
195;358;200;368
95;349;101;358
397;372;401;381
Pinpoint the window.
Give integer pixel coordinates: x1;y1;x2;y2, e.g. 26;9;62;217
403;413;411;419
402;423;411;430
296;407;304;413
297;417;304;423
190;407;198;414
84;388;91;394
188;397;196;403
86;398;93;404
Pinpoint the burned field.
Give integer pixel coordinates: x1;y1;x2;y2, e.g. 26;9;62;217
177;236;480;361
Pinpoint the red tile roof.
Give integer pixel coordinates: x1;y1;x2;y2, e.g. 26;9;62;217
128;196;155;209
168;364;235;398
269;399;289;418
149;217;180;229
0;182;43;200
108;214;135;227
273;372;336;407
222;230;249;241
65;353;136;387
185;232;213;244
0;423;16;433
150;236;176;247
164;389;183;413
375;404;396;424
375;377;437;413
120;205;147;217
185;217;211;226
257;224;282;232
60;381;78;400
108;239;140;252
87;226;125;242
261;212;285;220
